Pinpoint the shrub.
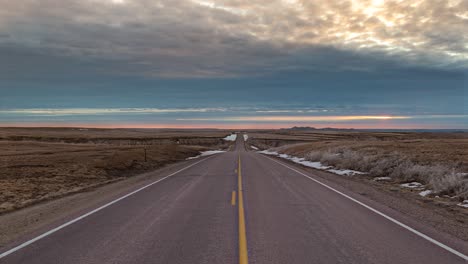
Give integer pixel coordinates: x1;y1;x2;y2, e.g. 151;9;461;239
299;147;467;199
430;172;468;198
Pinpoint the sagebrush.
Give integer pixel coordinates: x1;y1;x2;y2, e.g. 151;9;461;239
276;145;468;199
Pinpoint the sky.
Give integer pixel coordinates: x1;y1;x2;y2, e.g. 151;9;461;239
0;0;467;129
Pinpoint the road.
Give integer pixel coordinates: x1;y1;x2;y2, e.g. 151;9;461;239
0;135;467;263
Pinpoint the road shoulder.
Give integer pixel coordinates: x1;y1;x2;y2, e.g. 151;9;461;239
260;153;468;243
0;157;212;249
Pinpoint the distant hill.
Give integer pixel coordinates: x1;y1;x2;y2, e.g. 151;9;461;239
281;126;468;133
282;126;356;132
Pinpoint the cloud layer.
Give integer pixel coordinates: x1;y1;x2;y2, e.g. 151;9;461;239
1;0;466;129
1;0;467;78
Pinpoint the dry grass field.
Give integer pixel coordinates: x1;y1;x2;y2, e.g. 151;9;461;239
0;127;232;144
0;128;232;213
2;127;467;214
248;130;468;200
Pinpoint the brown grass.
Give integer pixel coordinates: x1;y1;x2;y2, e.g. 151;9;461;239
249;130;468;199
0;128;232;213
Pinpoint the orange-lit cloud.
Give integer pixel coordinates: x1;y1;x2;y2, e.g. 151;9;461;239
177;115;410;122
0;0;466;78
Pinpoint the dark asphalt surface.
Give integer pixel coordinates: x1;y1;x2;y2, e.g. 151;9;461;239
1;135;467;263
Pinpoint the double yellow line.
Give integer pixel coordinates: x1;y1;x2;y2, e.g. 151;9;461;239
237;154;248;264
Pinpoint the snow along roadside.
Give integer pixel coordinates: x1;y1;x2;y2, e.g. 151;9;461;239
258;150;440;200
186;150;226;160
258;150;366;176
223;134;237;141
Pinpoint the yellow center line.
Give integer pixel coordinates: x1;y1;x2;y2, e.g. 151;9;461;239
231;191;236;206
238;154;249;264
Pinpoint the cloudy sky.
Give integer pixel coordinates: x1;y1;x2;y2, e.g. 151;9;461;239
0;0;467;128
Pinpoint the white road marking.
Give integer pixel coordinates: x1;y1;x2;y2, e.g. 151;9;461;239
263;155;468;261
0;155;216;259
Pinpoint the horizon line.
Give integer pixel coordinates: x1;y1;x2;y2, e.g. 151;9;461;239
0;123;467;130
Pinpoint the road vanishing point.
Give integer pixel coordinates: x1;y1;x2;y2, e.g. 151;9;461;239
0;135;467;263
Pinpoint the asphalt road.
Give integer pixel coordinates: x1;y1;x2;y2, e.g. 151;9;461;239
1;135;467;263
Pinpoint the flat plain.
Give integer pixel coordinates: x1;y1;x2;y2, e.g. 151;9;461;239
1;131;467;264
0;128;231;213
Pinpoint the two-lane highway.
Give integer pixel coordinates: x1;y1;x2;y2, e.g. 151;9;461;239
0;135;467;263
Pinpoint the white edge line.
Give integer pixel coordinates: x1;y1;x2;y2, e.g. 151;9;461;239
262;155;468;261
0;155;216;259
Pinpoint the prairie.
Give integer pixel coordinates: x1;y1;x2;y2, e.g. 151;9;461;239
0;128;231;213
248;130;468;200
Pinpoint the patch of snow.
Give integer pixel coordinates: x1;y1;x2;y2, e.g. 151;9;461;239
243;134;248;141
258;150;279;155
457;200;468;208
373;176;392;182
281;154;330;169
327;169;366;176
400;182;423;189
250;145;259;150
419;190;433;197
288;156;305;162
223;134;237;141
257;150;351;171
299;160;330;170
186;150;225;160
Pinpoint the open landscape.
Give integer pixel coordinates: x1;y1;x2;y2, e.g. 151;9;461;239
244;129;468;226
2;0;467;262
248;129;468;200
0;128;232;214
2;127;467;216
1;128;467;263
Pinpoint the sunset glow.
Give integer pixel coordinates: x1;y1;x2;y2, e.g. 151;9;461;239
177;115;410;122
